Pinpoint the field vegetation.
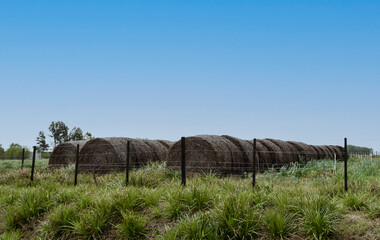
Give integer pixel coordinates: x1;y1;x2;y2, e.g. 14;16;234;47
0;157;379;239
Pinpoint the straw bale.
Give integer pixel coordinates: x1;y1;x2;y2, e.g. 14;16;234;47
166;135;250;174
49;141;87;167
157;140;175;149
258;139;283;168
79;137;169;172
266;139;299;165
287;141;317;161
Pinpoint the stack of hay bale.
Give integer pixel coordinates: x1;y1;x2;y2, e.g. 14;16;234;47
49;137;174;172
49;141;87;167
165;135;344;174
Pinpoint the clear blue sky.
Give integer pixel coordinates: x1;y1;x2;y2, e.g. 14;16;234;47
1;0;379;151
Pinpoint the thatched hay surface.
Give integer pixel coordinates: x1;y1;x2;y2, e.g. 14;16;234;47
49;141;87;167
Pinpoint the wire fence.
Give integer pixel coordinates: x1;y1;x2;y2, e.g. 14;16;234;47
0;138;361;192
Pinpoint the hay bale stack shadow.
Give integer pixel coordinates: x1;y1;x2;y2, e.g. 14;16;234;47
166;135;251;175
79;137;170;172
49;141;87;167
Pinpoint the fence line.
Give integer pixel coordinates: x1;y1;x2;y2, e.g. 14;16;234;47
4;138;378;192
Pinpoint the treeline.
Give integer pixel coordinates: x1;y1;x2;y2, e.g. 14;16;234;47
0;143;31;160
347;145;373;154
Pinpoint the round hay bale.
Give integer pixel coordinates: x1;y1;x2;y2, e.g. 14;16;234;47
333;146;344;159
255;140;272;171
166;135;250;175
79;137;169;172
317;146;330;159
157;140;175;149
327;146;338;159
324;146;336;159
49;141;87;167
141;139;171;164
266;139;299;165
309;145;323;159
222;135;252;172
259;139;283;168
287;141;317;161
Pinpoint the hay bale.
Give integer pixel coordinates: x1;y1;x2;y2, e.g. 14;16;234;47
309;145;323;159
258;139;284;168
255;140;273;171
79;137;170;172
287;141;317;161
317;146;330;159
49;141;87;167
157;140;175;149
166;135;250;174
141;139;172;165
222;135;252;171
266;139;300;165
324;146;335;159
332;146;344;159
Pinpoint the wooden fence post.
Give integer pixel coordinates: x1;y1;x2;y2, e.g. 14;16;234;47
126;141;130;186
252;138;257;189
21;148;25;169
344;138;348;192
181;137;186;186
74;144;80;186
30;146;36;183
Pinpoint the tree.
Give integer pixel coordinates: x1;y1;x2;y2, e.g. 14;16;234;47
0;144;4;160
347;145;373;154
84;132;94;140
36;131;50;152
69;127;84;141
4;143;31;159
49;121;69;146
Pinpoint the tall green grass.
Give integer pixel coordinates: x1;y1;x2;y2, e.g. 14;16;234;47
0;157;378;239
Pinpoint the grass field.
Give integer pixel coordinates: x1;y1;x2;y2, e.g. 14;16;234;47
0;157;379;239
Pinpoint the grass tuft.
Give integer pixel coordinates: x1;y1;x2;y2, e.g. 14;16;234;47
116;211;149;239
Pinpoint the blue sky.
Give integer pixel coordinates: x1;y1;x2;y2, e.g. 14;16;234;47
1;0;379;151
